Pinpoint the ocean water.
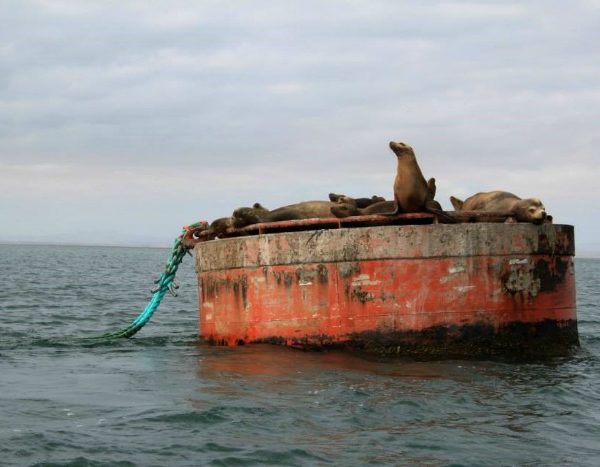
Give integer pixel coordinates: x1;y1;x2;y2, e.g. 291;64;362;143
1;243;599;467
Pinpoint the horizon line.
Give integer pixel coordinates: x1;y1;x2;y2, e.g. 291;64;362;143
0;240;170;249
2;240;600;259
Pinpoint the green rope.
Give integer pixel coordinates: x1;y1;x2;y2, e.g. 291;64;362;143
95;223;200;340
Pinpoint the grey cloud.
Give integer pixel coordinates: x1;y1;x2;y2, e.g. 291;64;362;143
0;0;599;248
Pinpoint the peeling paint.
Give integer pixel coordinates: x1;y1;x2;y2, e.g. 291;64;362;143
440;263;467;283
503;267;541;297
448;265;466;274
351;274;381;287
509;258;528;265
454;285;476;293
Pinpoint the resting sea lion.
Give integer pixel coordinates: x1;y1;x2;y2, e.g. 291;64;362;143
331;200;396;218
207;217;234;238
328;193;386;208
450;191;547;223
233;201;338;228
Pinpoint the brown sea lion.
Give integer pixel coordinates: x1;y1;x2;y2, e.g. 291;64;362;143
450;191;547;223
328;193;386;208
387;141;433;213
207;217;234;238
383;142;453;221
331;200;396;218
428;198;443;211
233;201;338;228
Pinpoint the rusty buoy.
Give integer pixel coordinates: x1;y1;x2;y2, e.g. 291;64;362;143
192;217;577;358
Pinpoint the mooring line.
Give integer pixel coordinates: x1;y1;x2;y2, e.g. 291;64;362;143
91;222;204;340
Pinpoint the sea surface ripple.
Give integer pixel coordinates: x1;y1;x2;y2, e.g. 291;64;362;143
1;244;599;466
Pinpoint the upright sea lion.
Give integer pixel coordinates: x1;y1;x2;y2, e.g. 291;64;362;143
450;191;547;223
328;193;386;208
233;201;339;228
387;141;433;213
383;141;453;221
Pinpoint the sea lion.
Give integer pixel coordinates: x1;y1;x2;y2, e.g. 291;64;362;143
387;141;434;213
383;142;453;221
450;191;547;223
233;201;339;228
331;200;396;218
206;217;234;238
428;198;443;211
328;193;386;208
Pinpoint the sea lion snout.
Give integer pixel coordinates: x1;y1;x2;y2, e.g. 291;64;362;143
527;199;546;220
530;205;547;220
389;141;414;157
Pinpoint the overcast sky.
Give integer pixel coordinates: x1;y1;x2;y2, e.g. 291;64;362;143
1;0;599;253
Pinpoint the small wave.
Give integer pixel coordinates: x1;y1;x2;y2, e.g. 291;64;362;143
209;447;331;466
143;408;230;425
132;405;279;427
31;458;136;467
0;333;199;351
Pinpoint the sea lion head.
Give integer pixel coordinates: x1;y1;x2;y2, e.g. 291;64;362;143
335;195;356;206
208;217;234;238
329;194;385;209
232;205;269;228
515;198;547;223
389;141;415;158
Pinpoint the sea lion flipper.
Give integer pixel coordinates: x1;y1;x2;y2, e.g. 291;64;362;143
425;205;457;224
427;178;437;198
379;201;401;216
450;196;464;211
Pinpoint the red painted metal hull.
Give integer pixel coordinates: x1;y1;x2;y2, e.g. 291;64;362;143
194;223;577;357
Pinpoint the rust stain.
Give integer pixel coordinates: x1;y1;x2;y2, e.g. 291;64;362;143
273;270;294;288
351;287;375;303
502;256;568;298
196;224;577;356
316;264;328;284
534;257;569;292
202;275;248;309
338;262;360;278
503;264;541;297
351;274;380;287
